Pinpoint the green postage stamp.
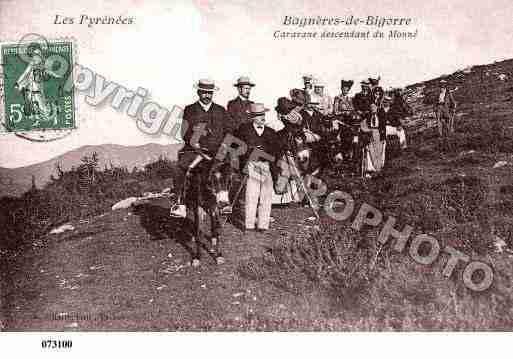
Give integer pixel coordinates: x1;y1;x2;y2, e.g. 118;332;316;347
0;37;76;136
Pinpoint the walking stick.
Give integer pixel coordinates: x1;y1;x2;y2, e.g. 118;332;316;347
285;152;321;222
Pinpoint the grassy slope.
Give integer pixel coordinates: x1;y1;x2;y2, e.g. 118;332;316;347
1;120;512;330
1;61;513;331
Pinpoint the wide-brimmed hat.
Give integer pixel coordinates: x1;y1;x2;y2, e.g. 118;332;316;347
382;95;393;103
341;80;354;88
275;97;297;115
302;74;314;84
368;76;381;86
234;76;255;87
194;78;219;92
360;80;370;86
247;103;269;117
313;78;325;87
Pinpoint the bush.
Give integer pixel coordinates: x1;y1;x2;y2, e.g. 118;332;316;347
0;153;179;252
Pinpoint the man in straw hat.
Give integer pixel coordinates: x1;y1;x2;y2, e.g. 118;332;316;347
227;76;255;128
299;94;323;144
234;103;278;232
311;78;333;115
170;79;230;218
302;74;314;97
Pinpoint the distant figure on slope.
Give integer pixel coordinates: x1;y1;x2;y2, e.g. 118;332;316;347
434;79;457;152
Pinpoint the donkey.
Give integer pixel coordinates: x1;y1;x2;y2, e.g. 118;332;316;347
179;151;232;267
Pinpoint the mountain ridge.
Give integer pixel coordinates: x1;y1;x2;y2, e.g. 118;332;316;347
0;142;183;197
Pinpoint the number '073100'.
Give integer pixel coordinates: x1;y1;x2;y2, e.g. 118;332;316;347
41;340;72;349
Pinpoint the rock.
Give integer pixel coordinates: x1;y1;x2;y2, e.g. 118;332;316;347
494;236;507;253
49;224;74;234
233;292;244;298
112;197;139;210
493;161;508;169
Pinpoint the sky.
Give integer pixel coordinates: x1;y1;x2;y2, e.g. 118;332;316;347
1;0;512;168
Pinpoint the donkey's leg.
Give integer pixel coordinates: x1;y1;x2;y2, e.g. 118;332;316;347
191;204;201;267
210;206;225;264
209;168;225;264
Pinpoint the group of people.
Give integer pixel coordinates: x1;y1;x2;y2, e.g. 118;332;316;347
278;74;412;177
168;74;419;232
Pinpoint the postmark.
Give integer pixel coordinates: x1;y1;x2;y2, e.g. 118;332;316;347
0;35;76;141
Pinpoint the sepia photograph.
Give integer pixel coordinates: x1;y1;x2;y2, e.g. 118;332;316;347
0;0;512;354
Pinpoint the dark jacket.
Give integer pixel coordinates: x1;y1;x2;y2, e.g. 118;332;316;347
181;101;230;154
299;108;324;135
353;92;372;114
234;122;279;165
227;96;253;130
388;96;412;127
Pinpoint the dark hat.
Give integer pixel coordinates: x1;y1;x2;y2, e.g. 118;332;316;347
368;76;381;86
194;78;219;92
246;103;269;117
290;88;307;106
341;80;354;88
234;76;255;87
275;97;297;115
360;80;370;86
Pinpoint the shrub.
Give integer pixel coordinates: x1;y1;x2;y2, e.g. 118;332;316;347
0;153;179;252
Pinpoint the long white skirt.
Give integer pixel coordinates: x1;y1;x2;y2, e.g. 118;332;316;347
362;130;386;173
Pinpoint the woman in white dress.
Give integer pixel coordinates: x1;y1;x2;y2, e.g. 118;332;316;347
360;103;386;177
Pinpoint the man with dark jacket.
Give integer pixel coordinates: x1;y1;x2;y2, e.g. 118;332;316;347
234;103;278;232
352;80;372;118
170;79;230;218
226;76;255;129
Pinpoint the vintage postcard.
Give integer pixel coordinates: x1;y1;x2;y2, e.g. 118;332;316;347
0;0;512;356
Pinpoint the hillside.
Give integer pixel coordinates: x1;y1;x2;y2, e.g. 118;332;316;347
1;58;513;331
403;58;513;133
0;143;182;197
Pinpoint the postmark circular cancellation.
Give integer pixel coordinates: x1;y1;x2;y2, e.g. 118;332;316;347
0;33;77;142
